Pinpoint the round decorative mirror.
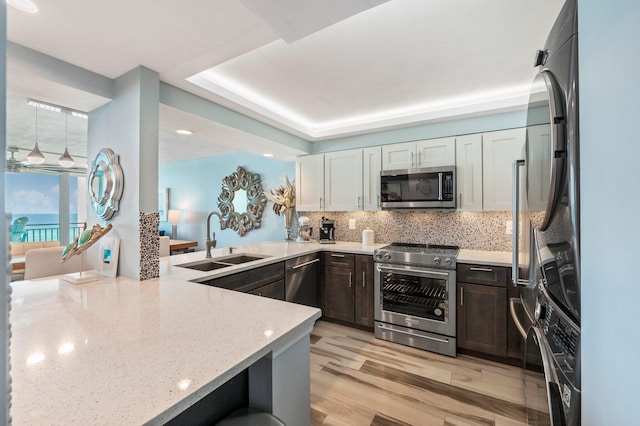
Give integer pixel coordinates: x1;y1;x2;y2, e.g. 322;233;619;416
217;166;266;236
88;148;124;221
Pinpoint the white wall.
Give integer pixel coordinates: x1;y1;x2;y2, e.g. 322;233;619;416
579;1;640;423
159;152;295;249
0;2;8;423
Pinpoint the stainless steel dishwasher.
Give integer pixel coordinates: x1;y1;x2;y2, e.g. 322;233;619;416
285;254;320;307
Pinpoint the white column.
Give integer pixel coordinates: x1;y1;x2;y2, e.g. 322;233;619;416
87;66;159;280
59;173;70;245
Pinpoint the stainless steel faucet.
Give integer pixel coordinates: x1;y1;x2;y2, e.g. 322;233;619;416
206;211;223;258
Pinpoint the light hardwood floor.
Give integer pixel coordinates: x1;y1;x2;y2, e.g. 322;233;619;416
310;321;547;426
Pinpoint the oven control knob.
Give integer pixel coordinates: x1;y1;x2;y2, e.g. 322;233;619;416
433;257;441;264
374;252;383;260
444;257;452;265
383;253;392;260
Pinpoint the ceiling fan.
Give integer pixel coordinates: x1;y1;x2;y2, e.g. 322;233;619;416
6;146;87;174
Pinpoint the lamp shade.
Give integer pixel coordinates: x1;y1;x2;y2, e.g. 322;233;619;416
58;147;75;168
27;142;46;164
168;210;182;224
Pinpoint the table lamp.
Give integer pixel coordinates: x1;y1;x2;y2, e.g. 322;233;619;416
168;210;182;239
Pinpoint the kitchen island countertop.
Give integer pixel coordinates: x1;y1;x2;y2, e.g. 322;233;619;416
10;240;511;424
10;243;325;425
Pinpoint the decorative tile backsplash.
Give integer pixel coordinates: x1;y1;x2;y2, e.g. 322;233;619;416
139;212;160;280
299;210;514;252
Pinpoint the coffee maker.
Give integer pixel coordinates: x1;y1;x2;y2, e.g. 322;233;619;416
319;217;336;244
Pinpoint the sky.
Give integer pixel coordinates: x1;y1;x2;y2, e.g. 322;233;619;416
5;172;78;215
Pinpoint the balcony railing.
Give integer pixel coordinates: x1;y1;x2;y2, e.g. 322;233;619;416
23;222;87;243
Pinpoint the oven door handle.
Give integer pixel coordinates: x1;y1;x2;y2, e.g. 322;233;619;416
376;264;450;277
376;323;449;344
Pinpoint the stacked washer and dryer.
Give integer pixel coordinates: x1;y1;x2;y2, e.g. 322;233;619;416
511;0;581;424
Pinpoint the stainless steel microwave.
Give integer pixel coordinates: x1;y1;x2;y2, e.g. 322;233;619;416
380;166;456;209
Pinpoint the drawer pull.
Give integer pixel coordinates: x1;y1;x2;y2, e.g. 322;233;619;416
331;254;345;258
460;287;464;306
349;272;353;288
469;267;493;272
362;271;366;288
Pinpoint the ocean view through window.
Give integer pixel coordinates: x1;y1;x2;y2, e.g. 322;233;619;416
6;172;86;243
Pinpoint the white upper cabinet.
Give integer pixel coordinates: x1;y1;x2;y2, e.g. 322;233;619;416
482;129;526;211
324;149;363;211
416;137;456;168
526;124;553;211
455;134;483;211
296;154;324;211
382;138;456;170
362;147;382;211
381;141;415;170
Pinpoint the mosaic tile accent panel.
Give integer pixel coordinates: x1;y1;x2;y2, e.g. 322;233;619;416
139;212;160;280
299;210;514;251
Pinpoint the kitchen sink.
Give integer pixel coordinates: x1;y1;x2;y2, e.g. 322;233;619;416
217;254;269;264
176;253;271;271
177;260;233;271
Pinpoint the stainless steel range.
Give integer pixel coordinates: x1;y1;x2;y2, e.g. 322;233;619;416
373;243;458;356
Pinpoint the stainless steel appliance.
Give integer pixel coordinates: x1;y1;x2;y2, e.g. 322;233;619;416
373;243;458;356
285;254;320;307
319;217;335;244
511;0;580;424
380;166;455;209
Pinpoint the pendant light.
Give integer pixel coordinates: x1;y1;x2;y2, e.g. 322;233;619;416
58;114;75;168
27;107;46;165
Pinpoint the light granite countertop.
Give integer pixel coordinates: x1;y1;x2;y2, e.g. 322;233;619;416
10;256;322;424
457;249;512;267
10;240;510;424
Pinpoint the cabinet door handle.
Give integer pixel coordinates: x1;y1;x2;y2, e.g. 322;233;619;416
459;193;462;207
418;151;421;167
331;253;345;258
362;271;366;288
377;195;380;208
460;287;464;306
357;196;361;208
469;267;493;272
411;152;415;167
349;272;353;288
319;197;323;209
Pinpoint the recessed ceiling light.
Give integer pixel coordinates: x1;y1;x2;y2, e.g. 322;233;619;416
7;0;39;13
175;129;193;135
263;153;274;158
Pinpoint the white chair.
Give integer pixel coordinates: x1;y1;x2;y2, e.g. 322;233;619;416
159;236;170;257
24;246;84;280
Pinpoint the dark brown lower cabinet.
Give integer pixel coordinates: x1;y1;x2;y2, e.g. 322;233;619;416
457;282;507;357
323;253;374;329
248;279;285;301
354;255;374;328
323;266;355;322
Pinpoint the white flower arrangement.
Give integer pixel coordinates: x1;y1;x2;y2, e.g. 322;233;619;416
264;175;295;216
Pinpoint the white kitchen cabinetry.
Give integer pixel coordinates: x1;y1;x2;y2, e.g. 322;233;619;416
382;138;455;170
324;149;363;211
525;124;552;211
362;147;382;211
482;129;526;211
455;134;483;211
381;141;414;170
296;154;324;211
416;137;456;168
